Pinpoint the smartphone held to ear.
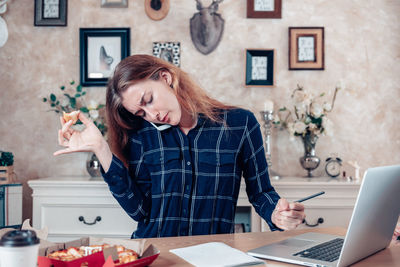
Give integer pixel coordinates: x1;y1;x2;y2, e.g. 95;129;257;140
150;122;172;131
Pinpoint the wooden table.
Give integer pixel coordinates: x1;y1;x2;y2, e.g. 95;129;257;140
143;227;400;266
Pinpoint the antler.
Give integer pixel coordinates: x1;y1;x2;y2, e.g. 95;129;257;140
195;0;224;11
195;0;203;10
210;0;224;13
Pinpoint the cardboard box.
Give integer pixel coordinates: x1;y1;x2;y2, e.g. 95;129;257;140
37;237;160;267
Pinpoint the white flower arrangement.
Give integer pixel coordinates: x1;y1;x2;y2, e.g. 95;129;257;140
274;84;342;141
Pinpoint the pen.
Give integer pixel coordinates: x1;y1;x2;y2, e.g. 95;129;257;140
295;191;325;203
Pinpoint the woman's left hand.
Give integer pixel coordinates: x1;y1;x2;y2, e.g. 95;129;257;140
271;198;305;230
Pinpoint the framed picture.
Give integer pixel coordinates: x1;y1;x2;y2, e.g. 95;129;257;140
247;0;281;19
34;0;68;26
101;0;128;8
153;42;180;67
245;49;275;87
80;28;130;87
289;27;324;70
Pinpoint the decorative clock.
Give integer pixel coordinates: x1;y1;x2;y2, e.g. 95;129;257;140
325;157;342;178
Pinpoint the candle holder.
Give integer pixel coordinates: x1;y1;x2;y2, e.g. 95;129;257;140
260;110;281;180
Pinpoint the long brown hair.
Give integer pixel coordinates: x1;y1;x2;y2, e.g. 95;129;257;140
106;54;236;166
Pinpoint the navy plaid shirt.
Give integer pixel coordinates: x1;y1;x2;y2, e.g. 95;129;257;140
102;108;281;238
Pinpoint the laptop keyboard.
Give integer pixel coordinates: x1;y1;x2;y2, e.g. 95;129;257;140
293;238;344;262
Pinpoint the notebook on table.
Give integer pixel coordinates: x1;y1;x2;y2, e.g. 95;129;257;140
247;165;400;267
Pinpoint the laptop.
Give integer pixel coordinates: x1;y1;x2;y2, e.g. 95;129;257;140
247;165;400;267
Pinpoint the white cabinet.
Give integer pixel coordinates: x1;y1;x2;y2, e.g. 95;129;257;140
261;177;361;232
28;177;137;242
29;176;360;241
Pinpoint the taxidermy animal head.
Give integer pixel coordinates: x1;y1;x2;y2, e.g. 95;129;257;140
190;0;224;55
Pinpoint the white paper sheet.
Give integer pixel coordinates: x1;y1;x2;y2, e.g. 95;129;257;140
169;242;265;267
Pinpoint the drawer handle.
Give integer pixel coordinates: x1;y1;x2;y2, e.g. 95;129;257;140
78;216;101;225
303;217;324;227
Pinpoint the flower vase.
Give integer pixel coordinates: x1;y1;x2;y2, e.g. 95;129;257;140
86;152;102;178
299;134;320;177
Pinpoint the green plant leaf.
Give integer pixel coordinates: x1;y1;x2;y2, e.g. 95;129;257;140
51;103;55;107
70;98;76;108
98;104;105;109
0;151;14;166
63;93;72;99
43;98;47;102
77;85;82;92
60;86;65;90
80;107;89;113
82;92;86;96
50;94;56;102
311;117;322;126
75;93;81;98
70;80;75;85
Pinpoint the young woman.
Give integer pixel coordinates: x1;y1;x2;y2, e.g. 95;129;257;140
55;54;305;238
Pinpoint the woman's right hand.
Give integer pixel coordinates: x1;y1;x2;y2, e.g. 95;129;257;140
54;111;106;156
54;111;113;172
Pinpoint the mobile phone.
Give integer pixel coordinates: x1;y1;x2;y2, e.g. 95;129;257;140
150;122;172;131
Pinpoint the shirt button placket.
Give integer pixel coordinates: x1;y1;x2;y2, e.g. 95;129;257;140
180;135;193;236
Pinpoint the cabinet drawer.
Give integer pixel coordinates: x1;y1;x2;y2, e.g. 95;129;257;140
300;207;354;229
41;204;137;237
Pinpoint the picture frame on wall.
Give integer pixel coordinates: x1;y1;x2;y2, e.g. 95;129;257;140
247;0;281;19
289;27;324;70
101;0;128;8
153;42;181;67
79;28;130;86
34;0;68;26
245;49;275;87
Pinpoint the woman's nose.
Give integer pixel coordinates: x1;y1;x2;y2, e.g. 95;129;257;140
144;108;158;121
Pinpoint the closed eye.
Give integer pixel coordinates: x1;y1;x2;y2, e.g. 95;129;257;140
147;95;153;104
134;94;152;117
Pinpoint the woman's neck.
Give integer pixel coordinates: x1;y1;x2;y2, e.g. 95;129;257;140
179;110;197;135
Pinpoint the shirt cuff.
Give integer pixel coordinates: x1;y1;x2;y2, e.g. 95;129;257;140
264;203;284;232
101;154;128;190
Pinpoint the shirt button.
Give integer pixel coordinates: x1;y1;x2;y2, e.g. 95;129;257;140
187;161;191;166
